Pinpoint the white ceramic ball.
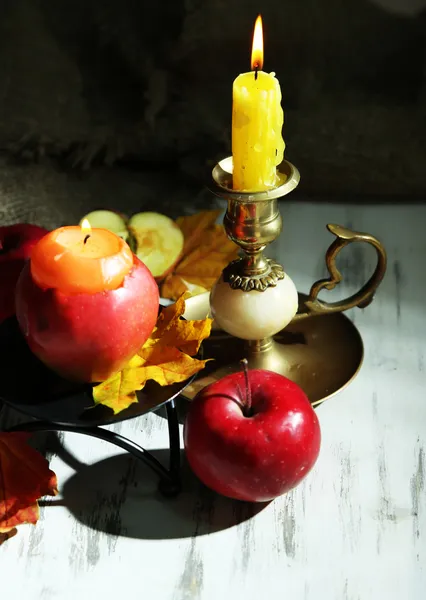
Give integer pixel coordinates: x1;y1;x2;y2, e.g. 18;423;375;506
210;273;299;340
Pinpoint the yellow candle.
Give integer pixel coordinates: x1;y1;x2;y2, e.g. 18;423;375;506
232;15;285;192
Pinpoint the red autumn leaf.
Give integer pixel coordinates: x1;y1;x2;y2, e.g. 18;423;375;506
0;527;17;546
0;432;58;536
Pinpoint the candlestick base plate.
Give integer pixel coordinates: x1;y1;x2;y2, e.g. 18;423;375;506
181;293;364;407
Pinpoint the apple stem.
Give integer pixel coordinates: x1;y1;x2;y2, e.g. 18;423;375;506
241;358;252;413
233;385;247;414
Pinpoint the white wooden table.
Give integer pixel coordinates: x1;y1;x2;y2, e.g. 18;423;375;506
1;200;425;600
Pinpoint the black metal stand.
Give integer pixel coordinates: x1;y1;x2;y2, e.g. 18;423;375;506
7;399;182;497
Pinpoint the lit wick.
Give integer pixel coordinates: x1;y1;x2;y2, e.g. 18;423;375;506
251;15;263;81
80;218;92;246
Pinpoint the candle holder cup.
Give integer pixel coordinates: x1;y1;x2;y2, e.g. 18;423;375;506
182;157;387;406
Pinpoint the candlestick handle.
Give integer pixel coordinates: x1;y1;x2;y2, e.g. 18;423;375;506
294;224;387;321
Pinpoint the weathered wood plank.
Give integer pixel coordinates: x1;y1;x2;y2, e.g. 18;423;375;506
1;194;426;600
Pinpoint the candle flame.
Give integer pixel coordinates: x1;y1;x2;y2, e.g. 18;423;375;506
251;15;263;71
80;218;92;235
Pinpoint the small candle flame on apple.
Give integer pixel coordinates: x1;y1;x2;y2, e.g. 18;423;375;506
251;14;263;79
81;218;91;245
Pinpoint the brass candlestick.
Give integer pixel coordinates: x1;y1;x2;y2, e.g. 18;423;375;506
183;157;387;406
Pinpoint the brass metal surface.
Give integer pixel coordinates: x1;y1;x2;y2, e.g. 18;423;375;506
182;294;364;407
210;157;300;281
222;258;284;291
294;223;387;320
198;156;386;403
210;156;300;201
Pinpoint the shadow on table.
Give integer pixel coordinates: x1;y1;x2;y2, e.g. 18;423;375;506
43;440;267;540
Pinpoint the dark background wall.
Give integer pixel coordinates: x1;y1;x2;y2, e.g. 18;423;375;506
0;0;424;197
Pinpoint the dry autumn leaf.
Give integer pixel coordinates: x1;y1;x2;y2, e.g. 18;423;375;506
0;432;58;538
177;210;221;257
0;527;17;546
92;295;212;415
160;210;239;301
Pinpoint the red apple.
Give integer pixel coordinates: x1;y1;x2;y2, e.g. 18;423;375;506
184;368;321;502
0;224;48;323
15;256;159;383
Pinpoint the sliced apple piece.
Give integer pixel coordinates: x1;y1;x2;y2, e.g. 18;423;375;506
180;278;208;297
128;212;184;280
79;210;129;241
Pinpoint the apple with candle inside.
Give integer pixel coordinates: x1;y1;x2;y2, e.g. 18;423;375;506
184;361;321;502
15;219;159;383
0;223;48;323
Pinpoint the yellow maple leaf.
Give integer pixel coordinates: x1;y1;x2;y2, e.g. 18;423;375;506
150;295;211;355
90;355;142;414
160;211;239;301
92;296;212;415
177;210;221;257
